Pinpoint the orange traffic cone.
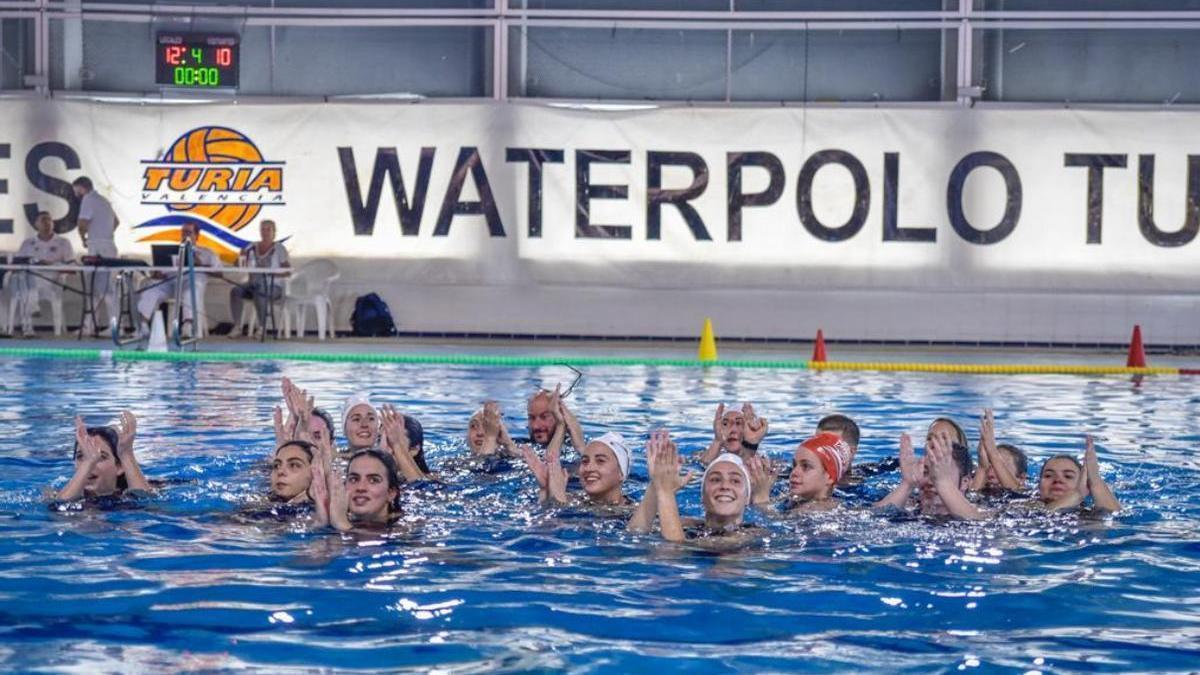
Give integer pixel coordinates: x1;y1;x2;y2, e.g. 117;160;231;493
812;329;827;363
1126;324;1146;368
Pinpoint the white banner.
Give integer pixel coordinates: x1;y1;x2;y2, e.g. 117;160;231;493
0;100;1197;342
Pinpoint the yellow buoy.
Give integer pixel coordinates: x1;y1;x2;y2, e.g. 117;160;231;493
698;318;718;362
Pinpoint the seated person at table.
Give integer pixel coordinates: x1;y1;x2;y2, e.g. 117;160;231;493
229;219;290;337
14;211;73;336
135;221;221;338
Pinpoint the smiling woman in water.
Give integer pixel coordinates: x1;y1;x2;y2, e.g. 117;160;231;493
628;430;764;550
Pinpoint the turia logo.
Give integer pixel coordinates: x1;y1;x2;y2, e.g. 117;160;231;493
134;126;285;262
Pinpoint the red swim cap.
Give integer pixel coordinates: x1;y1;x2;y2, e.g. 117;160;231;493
800;432;853;483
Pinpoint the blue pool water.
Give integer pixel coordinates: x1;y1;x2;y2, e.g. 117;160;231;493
1;357;1199;672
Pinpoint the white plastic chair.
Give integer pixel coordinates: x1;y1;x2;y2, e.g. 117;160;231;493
5;274;64;336
284;259;340;340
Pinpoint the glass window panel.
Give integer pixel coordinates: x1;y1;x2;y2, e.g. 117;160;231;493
731;28;950;102
513;0;945;8
981;0;1200;10
512;1;727;10
980;28;1200;103
53;19;490;97
736;0;946;10
79;1;491;7
510;26;727;100
266;25;490;97
0;19;35;90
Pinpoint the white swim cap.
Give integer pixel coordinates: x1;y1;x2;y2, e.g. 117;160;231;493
593;432;631;477
703;452;752;497
722;403;747;417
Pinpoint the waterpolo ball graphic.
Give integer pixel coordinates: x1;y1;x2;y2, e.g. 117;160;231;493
163;126;264;231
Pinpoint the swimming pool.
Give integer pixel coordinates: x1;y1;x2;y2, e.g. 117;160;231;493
1;356;1198;672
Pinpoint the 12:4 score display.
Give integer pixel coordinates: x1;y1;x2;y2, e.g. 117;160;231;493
156;34;239;89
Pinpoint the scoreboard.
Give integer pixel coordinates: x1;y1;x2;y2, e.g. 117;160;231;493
156;34;239;89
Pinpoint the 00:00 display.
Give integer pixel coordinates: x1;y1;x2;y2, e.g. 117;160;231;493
173;66;222;86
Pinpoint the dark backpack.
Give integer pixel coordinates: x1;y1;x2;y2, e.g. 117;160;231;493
350;292;397;337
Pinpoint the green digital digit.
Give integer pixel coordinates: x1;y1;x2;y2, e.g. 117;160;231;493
192;47;203;64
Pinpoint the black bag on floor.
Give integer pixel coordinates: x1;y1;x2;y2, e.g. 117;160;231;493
350;292;398;337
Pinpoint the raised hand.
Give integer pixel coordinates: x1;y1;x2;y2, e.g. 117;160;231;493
1080;435;1096;497
926;431;958;487
519;444;550;489
1082;435;1121;512
926;429;984;520
379;404;409;454
273;405;286;449
747;453;776;505
898;433;923;487
380;403;425;481
546;456;569;504
74;416;100;468
327;466;351;531
712;403;726;440
116;411;137;458
548;384;563;424
648;430;691;494
980;409;996;455
310;458;330;519
481;401;502;439
742;403;768;447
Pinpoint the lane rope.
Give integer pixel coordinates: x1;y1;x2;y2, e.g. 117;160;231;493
0;347;1189;375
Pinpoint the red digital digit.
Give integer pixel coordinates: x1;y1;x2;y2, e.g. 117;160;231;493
165;45;183;65
216;47;231;67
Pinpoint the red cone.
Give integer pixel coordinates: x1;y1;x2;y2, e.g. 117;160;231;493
1126;324;1147;368
812;329;827;363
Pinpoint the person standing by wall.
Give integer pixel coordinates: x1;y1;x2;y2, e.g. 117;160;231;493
72;176;119;334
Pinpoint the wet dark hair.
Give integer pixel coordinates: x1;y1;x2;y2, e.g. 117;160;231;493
275;440;314;462
996;443;1029;478
929;417;969;447
72;176;93;190
73;426;127;492
311;408;335;440
403;416;430;474
346;449;403;513
1040;454;1082;476
817;414;860;449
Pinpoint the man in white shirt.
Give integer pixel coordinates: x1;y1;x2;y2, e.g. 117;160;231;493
14;211;74;336
73;176;119;333
136;221;222;339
